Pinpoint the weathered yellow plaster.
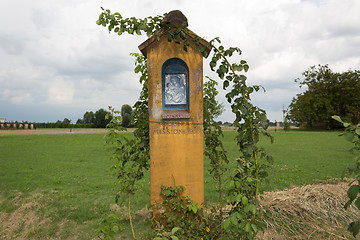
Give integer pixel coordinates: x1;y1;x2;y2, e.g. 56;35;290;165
141;32;205;206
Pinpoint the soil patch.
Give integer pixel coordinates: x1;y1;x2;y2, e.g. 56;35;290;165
0;192;51;240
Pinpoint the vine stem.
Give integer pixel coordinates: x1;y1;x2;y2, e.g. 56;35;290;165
217;166;223;220
129;193;136;239
214;41;260;206
250;119;259;240
213;41;261;238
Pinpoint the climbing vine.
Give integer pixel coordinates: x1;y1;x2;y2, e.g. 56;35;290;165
332;115;360;238
104;52;149;239
203;77;228;229
99;9;273;239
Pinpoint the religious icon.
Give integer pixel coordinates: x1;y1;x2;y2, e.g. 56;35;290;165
164;73;187;105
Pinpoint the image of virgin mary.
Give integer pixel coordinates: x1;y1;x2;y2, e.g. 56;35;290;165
164;74;187;105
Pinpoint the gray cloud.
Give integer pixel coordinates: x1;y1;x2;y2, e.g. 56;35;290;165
1;0;359;122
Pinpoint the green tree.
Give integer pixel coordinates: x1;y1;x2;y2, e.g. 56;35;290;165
94;108;111;128
83;111;95;124
76;118;84;124
289;65;360;128
63;118;71;124
62;118;71;128
332;115;360;238
121;104;133;127
282;105;290;131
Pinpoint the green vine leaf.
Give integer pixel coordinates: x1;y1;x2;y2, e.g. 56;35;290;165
354;197;360;210
348;185;359;202
171;227;181;234
356;129;360;136
348;221;360;238
223;80;230;90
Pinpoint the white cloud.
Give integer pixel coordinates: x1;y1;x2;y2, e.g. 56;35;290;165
48;78;75;104
11;93;33;105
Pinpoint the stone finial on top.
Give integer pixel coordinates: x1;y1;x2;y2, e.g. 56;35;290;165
163;10;188;27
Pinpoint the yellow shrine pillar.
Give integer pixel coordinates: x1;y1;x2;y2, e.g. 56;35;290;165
139;10;210;206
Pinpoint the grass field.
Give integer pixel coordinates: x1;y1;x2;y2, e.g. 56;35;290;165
0;129;355;239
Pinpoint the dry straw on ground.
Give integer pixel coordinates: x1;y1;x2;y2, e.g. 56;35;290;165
259;178;359;239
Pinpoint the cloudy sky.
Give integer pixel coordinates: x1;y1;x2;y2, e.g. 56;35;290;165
1;0;359;123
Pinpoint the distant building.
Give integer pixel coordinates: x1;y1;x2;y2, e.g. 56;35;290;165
0;118;5;123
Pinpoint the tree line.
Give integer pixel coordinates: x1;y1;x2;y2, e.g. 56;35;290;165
35;105;134;129
288;65;360;129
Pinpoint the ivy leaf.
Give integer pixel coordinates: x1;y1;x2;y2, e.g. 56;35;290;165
354;197;360;210
332;115;342;123
244;204;250;213
356;129;360;136
223;80;230;90
251;223;258;233
168;34;173;42
180;30;186;40
245;223;251;232
171;227;181;234
348;221;360;237
230;215;238;225
347;185;359;201
243;64;249;72
236;194;242;203
134;65;141;73
223;218;231;230
210;61;216;70
250;204;257;215
242;196;248;205
344;132;355;142
233;64;243;72
220;65;227;74
217;69;225;79
139;24;146;30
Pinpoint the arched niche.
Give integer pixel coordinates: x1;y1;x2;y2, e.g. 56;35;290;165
161;58;190;119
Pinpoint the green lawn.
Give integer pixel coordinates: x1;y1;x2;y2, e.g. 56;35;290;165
259;130;354;191
204;130;354;203
0;130;355;239
0;133;117;239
